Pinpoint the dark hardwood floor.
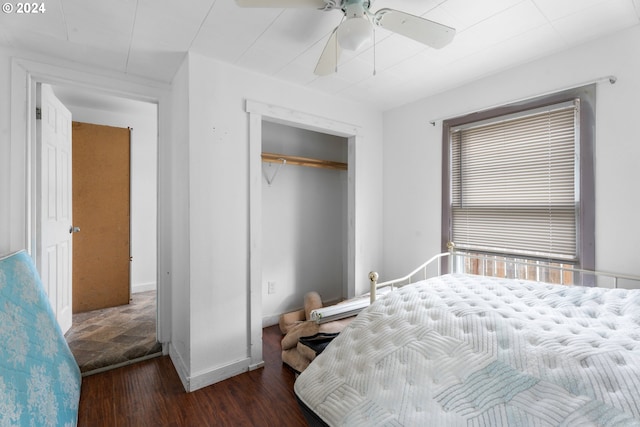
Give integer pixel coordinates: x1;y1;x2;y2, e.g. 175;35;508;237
78;325;308;426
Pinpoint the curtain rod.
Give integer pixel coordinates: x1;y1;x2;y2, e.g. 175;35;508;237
429;75;617;126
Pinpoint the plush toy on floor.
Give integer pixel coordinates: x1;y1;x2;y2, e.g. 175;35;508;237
279;292;355;373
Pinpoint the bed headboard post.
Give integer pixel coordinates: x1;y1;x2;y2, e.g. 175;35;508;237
369;271;379;304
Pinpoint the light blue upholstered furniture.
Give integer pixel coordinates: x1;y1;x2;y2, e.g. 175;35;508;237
0;250;81;426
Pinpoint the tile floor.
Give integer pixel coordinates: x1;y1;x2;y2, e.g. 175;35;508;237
65;290;162;375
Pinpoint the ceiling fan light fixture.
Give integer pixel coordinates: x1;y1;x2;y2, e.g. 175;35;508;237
234;0;456;76
337;17;371;51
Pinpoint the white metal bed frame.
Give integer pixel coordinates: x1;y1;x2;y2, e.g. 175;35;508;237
369;250;640;303
310;250;640;324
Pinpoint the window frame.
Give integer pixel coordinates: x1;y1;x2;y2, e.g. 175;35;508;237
441;85;596;271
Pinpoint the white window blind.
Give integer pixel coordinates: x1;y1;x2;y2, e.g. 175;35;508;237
450;100;579;261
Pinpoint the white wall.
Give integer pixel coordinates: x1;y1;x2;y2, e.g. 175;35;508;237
382;24;640;280
0;52;11;251
169;52;383;391
55;93;158;293
168;56;191;388
261;121;347;324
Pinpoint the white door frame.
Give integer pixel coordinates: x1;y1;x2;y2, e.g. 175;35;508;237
246;99;361;368
10;58;171;344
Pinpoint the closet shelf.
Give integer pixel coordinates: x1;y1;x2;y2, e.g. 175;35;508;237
262;152;347;171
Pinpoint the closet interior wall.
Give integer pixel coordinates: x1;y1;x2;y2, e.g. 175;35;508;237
261;121;348;326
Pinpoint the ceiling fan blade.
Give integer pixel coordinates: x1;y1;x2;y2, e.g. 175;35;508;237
236;0;328;8
374;8;455;49
314;27;342;76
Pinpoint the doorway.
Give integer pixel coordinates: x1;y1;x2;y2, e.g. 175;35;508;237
50;84;159;307
51;85;159;373
11;57;170;349
33;82;160;373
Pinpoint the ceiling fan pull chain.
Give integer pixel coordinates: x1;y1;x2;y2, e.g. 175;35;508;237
335;15;346;73
373;27;377;76
335;30;339;73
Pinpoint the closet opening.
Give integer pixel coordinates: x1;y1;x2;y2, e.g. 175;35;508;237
261;121;348;327
246;99;360;369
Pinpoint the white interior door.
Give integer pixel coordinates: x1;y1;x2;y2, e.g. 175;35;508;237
38;83;73;334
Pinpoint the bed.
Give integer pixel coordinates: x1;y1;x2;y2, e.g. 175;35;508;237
0;250;81;426
294;252;640;426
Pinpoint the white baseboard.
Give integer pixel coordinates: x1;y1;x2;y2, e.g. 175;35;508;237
132;282;156;293
168;344;252;393
189;358;251;392
249;360;265;370
169;343;190;392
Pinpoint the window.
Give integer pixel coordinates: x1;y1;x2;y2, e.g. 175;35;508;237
442;86;595;275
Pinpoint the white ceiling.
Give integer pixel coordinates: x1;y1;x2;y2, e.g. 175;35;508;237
1;0;639;111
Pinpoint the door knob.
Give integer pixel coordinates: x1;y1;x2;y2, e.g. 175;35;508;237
69;226;81;234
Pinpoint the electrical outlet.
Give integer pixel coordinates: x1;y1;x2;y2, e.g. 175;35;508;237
268;281;276;294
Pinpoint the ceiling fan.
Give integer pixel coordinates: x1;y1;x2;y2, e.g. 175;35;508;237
235;0;456;76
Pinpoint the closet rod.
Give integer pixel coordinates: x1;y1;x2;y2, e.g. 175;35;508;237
262;152;347;170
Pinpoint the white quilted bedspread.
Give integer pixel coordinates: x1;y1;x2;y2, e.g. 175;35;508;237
294;274;640;426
